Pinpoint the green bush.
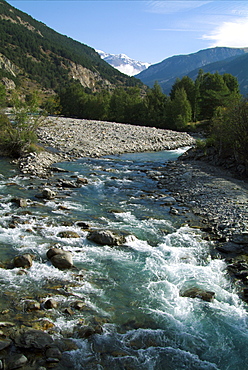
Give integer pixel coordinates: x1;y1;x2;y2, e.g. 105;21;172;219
210;100;248;167
0;91;45;157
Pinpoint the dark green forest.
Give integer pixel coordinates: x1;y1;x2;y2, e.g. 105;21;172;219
57;71;241;130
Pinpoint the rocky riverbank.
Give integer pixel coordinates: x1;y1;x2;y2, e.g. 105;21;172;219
2;117;247;368
18;116;247;253
18;117;195;177
147;157;248;301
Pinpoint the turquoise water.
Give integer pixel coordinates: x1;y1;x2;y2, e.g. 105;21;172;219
0;150;247;369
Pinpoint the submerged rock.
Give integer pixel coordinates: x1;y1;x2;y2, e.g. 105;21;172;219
57;230;80;238
180;287;215;302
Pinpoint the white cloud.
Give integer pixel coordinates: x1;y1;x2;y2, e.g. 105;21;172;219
202;18;248;47
146;1;211;14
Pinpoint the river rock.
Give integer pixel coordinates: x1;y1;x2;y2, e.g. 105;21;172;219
13;329;53;349
47;247;73;270
13;254;33;269
50;253;73;270
57;230;80;238
0;339;12;351
161;196;177;206
11;197;28;207
231;233;248;245
59;180;78;188
41;188;56;200
45;346;62;360
75;221;90;229
25;300;41;311
227;261;248;281
216;242;245;254
6;354;28;369
44;298;58;309
73;301;85;310
79;325;103;339
180;287;215;302
76;177;88;185
87;230;127;246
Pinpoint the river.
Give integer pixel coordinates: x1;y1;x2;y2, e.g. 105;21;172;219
0;149;247;369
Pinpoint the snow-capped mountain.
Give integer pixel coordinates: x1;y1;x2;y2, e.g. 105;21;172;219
97;50;151;76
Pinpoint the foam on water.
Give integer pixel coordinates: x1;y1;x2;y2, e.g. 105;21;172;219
0;152;247;369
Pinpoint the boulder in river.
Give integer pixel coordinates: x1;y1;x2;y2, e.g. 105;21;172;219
13;253;33;269
57;230;80;238
44;298;58;309
180;287;215;302
41;188;57;200
11;197;28;207
47;247;73;270
87;229;129;246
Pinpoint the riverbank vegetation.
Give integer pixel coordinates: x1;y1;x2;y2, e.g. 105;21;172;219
0;69;247;174
0;86;44;157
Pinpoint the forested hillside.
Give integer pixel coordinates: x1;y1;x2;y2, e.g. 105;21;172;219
136;47;248;95
0;0;141;93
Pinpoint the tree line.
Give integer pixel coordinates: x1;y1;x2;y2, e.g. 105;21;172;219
56;70;241;131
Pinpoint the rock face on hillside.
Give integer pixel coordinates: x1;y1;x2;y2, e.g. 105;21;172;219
68;62;112;91
0;53;21;77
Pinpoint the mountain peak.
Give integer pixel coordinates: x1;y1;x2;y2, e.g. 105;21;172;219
97;50;151;76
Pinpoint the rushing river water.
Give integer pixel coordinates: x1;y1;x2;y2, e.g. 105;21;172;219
0;150;248;370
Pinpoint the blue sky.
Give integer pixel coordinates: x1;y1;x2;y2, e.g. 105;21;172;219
7;1;248;64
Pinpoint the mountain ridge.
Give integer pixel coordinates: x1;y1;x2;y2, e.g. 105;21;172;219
136;47;248;95
0;0;141;94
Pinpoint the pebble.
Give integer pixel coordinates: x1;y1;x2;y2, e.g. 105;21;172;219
155;160;248;240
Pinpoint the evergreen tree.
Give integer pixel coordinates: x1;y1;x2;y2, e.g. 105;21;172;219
169;87;192;130
198;72;231;119
109;88;127;123
144;82;168;128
